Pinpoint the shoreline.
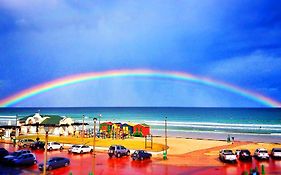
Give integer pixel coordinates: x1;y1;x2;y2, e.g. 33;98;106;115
152;130;281;143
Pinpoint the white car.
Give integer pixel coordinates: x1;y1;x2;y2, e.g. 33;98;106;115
219;149;237;162
254;148;269;160
71;145;93;154
271;148;281;159
47;142;63;151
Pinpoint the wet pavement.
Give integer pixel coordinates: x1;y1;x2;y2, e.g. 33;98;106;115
0;143;281;175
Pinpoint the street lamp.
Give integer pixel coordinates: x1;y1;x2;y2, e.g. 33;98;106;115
82;115;85;141
15;115;18;138
92;117;97;174
36;122;39;141
93;117;97;157
98;114;102;132
164;116;168;160
43;126;49;175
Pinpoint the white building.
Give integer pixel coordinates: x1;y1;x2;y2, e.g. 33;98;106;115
19;112;75;136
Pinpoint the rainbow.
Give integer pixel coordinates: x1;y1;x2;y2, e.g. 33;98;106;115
0;69;280;107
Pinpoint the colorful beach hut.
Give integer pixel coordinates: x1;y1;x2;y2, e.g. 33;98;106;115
112;122;122;139
122;123;134;137
99;122;113;138
133;123;150;137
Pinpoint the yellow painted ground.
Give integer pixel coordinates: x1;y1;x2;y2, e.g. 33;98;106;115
16;135;232;154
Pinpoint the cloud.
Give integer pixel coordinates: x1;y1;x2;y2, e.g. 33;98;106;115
207;52;281;79
204;52;281;102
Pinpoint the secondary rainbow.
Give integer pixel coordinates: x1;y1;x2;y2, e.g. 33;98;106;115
0;69;280;107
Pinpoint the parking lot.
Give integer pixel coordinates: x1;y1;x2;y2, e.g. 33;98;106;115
1;143;281;175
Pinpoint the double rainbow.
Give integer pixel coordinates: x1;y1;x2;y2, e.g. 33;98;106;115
0;69;280;107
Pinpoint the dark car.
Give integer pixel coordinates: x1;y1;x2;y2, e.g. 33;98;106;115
11;153;37;166
3;150;31;164
271;148;281;159
30;141;45;150
0;148;9;160
38;157;70;171
237;149;252;161
131;150;152;160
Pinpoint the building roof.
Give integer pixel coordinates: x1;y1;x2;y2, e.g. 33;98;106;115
141;123;149;127
134;123;150;127
101;122;113;125
19;115;34;122
126;122;136;126
40;115;63;125
122;123;134;127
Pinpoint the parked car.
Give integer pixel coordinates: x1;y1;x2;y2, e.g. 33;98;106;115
108;145;130;158
219;149;237;163
131;150;152;160
30;141;45;150
68;145;79;153
271;148;281;159
0;148;9;160
47;142;63;151
254;148;269;160
11;153;37;166
3;150;31;164
236;149;252;161
38;157;70;171
71;145;93;154
18;139;35;148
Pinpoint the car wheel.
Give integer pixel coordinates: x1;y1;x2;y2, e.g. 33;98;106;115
126;151;130;156
60;146;63;150
48;166;52;170
34;160;37;164
117;153;121;158
23;144;27;148
80;150;83;154
140;157;144;160
90;149;93;153
65;162;69;167
49;147;53;151
37;146;40;149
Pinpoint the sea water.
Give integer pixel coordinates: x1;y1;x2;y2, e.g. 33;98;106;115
1;107;281;142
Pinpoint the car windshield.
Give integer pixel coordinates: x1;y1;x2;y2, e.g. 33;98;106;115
224;150;233;155
259;150;268;153
109;146;115;150
273;149;281;152
48;159;56;163
11;152;20;156
241;150;250;154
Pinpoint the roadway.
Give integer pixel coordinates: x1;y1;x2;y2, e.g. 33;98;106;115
1;143;281;175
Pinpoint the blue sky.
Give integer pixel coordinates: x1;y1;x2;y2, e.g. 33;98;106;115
0;0;281;107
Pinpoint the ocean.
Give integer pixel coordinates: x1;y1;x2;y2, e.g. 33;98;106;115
1;107;281;142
